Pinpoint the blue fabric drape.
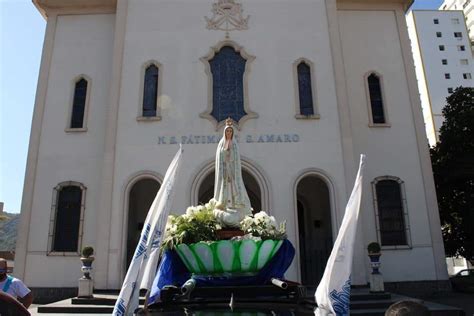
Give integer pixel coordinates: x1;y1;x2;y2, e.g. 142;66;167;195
149;239;295;304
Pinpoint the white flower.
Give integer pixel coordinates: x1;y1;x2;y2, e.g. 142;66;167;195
208;198;217;208
196;205;205;213
254;211;266;223
169;224;177;234
186;206;196;216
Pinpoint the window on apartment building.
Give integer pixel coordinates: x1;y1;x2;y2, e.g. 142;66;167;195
463;0;471;9
452;18;460;24
448;87;454;93
436;32;442;38
439;45;445;51
458;45;466;51
445;73;451;79
434;18;439;24
454;32;463;39
463;73;472;79
442;59;448;65
460;59;469;65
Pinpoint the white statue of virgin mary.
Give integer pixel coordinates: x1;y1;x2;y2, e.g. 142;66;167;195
213;119;252;227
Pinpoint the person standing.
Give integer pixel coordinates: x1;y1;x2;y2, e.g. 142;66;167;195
0;258;33;308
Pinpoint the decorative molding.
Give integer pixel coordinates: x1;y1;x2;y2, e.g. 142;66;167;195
205;0;249;37
200;40;258;130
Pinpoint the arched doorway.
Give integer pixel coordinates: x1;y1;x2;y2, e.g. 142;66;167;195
296;175;333;285
126;178;160;268
198;169;262;213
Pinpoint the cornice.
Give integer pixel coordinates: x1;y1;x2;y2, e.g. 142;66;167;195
33;0;117;19
336;0;414;12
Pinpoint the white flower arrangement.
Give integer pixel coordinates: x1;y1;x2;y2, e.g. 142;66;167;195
162;204;286;250
240;211;287;240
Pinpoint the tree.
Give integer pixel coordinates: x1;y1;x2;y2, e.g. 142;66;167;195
430;87;474;265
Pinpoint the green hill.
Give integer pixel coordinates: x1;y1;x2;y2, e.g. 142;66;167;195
0;212;20;251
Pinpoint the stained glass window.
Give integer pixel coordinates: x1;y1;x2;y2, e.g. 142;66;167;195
297;62;314;116
143;64;159;117
368;74;386;124
70;79;87;128
209;46;247;123
53;186;82;252
375;180;407;246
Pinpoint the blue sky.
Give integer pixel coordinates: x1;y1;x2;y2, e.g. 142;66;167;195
0;0;444;213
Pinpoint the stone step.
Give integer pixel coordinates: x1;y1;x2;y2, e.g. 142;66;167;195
36;290;465;315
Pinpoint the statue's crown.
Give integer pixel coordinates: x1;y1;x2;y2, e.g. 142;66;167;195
225;117;233;127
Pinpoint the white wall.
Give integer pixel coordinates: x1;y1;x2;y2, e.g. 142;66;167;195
338;9;440;282
104;0;349;288
24;14;115;287
21;0;449;289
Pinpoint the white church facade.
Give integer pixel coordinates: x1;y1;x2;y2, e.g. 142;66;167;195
16;0;449;295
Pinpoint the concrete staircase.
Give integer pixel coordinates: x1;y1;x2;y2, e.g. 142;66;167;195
36;288;464;315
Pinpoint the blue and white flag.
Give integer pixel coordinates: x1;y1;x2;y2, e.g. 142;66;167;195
315;155;366;316
113;145;183;316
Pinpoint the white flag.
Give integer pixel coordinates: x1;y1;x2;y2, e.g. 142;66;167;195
315;155;366;316
113;145;183;316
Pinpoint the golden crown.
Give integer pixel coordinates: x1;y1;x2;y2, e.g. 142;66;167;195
225;117;233;127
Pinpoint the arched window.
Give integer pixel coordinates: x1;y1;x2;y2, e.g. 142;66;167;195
372;177;410;247
209;46;246;122
48;182;86;254
297;62;314;116
367;73;387;124
200;41;257;128
293;59;319;119
142;64;159;117
70;78;88;129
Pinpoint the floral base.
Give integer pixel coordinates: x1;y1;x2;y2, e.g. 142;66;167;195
175;239;284;275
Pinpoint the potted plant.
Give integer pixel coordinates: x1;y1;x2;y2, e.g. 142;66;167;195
161;202;287;275
80;246;94;279
367;242;381;274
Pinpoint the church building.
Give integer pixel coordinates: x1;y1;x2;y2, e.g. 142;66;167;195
16;0;449;297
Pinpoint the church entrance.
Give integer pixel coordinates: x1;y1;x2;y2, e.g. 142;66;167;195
126;178;161;268
198;169;262;213
296;175;333;285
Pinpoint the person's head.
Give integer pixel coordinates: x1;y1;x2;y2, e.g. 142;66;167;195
0;258;7;279
385;300;429;316
225;127;233;140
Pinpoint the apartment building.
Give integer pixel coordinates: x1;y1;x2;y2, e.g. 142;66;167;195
407;10;474;145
